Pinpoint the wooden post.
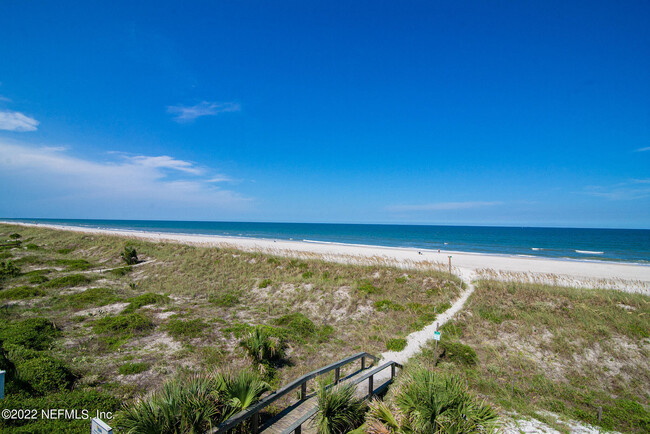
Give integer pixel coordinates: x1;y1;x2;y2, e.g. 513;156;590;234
295;424;302;434
251;412;259;434
391;363;396;379
598;406;602;422
448;256;452;274
368;375;374;398
301;381;307;401
335;367;340;384
361;356;366;370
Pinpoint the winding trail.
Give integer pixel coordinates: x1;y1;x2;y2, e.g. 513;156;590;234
375;268;476;381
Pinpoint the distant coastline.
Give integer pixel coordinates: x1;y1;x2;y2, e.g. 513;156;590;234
2;218;649;264
3;220;650;294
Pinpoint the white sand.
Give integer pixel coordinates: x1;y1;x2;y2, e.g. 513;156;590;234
6;221;649;293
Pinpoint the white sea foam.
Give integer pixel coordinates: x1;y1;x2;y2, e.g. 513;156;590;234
576;250;604;255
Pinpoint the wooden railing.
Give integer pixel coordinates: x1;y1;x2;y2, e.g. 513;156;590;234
216;352;380;433
280;360;403;434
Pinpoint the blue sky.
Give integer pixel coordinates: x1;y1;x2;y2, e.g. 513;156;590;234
0;1;648;228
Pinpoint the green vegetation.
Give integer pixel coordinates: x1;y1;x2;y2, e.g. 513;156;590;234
315;382;366;434
366;368;498;433
240;326;287;369
0;222;463;432
123;292;170;313
410;280;650;433
120;245;139;265
93;313;154;336
357;280;379;294
259;278;272;288
0;285;47;300
385;338;407;352
42;273;92;288
115;370;269;433
373;299;404;311
0;318;60;350
209;291;239;307
164;318;207;339
0;260;20;281
17;355;76;394
118;362;150;375
65;287;122;308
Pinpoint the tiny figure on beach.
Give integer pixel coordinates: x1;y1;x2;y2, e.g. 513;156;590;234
438;249;440;253
418;251;422;255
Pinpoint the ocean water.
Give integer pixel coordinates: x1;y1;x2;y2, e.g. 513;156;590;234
5;219;650;264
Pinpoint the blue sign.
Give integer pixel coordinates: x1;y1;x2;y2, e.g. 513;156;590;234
91;418;113;434
0;370;5;399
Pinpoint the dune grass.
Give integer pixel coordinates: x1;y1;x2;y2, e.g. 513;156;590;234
409;279;650;433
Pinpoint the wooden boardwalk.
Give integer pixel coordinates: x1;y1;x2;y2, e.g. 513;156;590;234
216;353;402;434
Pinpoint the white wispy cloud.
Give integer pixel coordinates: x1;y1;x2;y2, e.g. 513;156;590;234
0;110;39;131
0;96;12;102
167;101;240;122
0;141;251;213
584;179;650;200
635;146;650;152
206;175;233;183
387;201;502;212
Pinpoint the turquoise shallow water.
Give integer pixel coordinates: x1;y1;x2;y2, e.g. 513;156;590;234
5;219;650;264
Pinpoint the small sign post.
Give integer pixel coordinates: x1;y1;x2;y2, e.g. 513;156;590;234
91;418;113;434
448;256;452;274
433;331;441;341
433;322;441;365
0;370;5;400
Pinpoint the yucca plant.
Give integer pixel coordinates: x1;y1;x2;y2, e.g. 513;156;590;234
216;370;271;419
314;382;366;434
366;368;498;434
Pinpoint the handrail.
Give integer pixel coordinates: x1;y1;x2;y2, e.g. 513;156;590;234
279;360;404;434
216;352;378;432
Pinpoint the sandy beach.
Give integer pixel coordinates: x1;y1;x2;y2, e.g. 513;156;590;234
5;221;650;294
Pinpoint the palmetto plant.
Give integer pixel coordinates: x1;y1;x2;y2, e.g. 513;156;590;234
366;368;498;434
314;382;366;434
116;370;270;434
240;326;286;365
120;246;139;265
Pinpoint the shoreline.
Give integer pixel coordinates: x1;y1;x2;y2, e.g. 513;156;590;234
3;221;650;293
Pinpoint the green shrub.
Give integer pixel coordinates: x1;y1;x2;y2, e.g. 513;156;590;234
302;271;314;279
105;265;132;276
25;243;41;250
0;260;20;281
56;248;74;254
54;258;92;271
66;287;122;308
374;299;405;312
0;389;120;432
259;278;272;288
209;292;239;307
386;338;407;351
478;306;514;324
357;280;379;294
164;318;207;339
439;340;478;365
17;356;76;394
0;318;60;350
123;292;170;313
28;274;49;284
395;276;408;284
118;362;150;375
93;313;154;336
0;285;47;300
42;274;91;288
120;246;139;265
9;233;21;239
274;312;317;337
